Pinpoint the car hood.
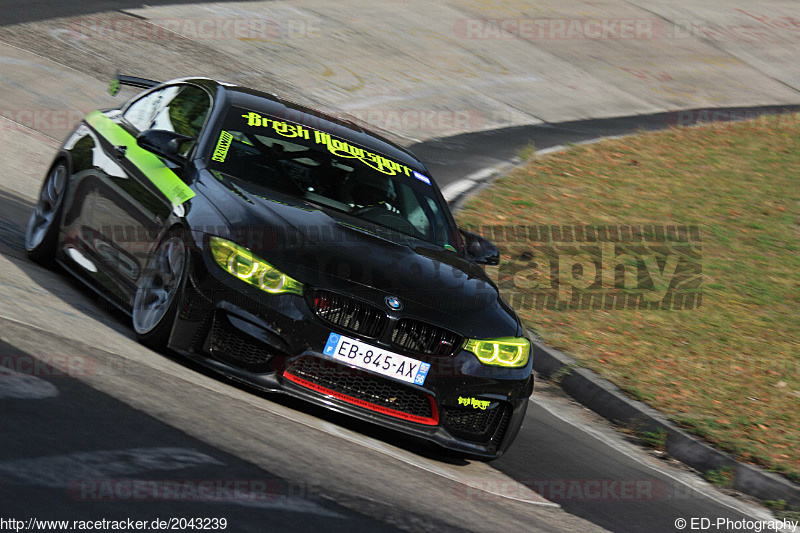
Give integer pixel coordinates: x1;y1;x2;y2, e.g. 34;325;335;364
198;171;519;337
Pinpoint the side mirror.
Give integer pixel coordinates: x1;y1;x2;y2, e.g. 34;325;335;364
459;228;500;265
137;129;194;165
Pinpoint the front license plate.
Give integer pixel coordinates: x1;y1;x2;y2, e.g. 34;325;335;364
322;332;431;386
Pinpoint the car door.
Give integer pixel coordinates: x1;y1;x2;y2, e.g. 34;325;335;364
84;83;212;308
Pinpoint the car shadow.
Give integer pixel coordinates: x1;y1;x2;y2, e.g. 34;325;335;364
0;186;472;466
0;187;136;335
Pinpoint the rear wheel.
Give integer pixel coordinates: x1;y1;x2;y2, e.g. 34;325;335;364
132;233;187;349
25;162;68;265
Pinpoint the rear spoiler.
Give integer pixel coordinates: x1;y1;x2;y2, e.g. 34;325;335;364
108;70;160;96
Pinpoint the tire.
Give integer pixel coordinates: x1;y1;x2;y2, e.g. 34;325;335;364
132;230;188;349
25;161;68;266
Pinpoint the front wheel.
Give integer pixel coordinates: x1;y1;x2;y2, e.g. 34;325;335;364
132;233;187;349
25;162;68;265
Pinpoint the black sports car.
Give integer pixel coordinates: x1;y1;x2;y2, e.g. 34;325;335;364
25;74;533;458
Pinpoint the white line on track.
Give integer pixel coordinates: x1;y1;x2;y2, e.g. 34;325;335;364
0;448;223;488
0;366;59;399
532;396;773;521
441;178;476;200
0;114;59;143
442;135;635;203
0;445;344;516
442;162;515;201
533;144;565;156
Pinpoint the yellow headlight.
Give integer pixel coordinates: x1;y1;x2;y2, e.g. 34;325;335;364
463;337;530;368
210;236;303;296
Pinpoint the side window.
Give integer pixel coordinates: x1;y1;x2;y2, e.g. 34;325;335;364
152;86;211;155
122;87;176;132
407;193;448;243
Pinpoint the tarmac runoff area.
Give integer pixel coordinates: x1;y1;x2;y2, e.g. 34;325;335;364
0;0;799;529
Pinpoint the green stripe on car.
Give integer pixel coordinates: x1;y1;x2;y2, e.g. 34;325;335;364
84;110;195;205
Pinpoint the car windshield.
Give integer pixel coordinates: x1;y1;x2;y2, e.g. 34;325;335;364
206;106;455;248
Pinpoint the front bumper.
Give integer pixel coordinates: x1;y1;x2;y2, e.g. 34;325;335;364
168;235;533;458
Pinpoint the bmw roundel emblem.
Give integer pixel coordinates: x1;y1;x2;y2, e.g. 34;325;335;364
385;296;403;311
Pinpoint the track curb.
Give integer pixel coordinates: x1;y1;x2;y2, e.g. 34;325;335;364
530;336;800;510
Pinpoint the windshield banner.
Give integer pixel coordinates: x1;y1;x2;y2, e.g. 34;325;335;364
240;111;416;178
